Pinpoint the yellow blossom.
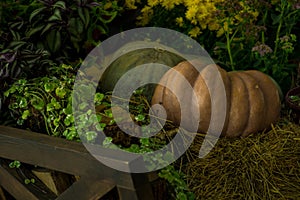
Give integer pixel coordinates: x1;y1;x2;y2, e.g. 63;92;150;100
188;26;201;38
208;21;220;31
185;5;198;21
147;0;160;7
161;0;182;10
175;17;184;27
136;6;153;26
125;0;139;9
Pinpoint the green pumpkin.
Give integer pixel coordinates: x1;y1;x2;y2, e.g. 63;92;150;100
99;42;186;99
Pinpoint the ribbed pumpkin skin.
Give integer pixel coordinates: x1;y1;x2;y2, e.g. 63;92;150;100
99;48;185;98
151;61;281;137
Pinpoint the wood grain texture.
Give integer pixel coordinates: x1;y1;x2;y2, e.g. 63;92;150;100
0;126;156;200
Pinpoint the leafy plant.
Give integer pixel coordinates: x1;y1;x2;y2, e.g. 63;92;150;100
4;64;75;137
100;92;194;199
4;64;106;141
126;0;300;93
0;0;123;122
9;160;21;169
289;95;300;106
25;0;122;61
213;0;300;93
103;136;195;200
1;0;122;63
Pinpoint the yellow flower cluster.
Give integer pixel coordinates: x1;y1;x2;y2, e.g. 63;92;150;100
124;0;140;9
125;0;260;38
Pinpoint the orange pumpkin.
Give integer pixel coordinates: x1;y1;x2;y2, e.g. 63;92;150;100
151;60;281;137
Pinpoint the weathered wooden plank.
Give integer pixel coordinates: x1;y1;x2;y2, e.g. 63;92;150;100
0;159;57;200
0;186;7;200
57;177;116;200
0;126;116;177
0;126;156;200
117;183;155;200
32;168;74;195
0;163;39;200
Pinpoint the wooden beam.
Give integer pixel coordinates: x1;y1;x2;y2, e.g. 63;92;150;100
0;159;57;200
0;186;7;200
57;177;115;200
0;126;156;200
0;126;116;177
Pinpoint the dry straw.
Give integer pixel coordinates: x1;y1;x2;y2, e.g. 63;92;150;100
180;120;300;199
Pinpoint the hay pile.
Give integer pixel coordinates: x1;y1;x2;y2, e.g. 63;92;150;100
182;120;300;200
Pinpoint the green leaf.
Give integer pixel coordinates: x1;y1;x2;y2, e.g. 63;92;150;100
128;144;140;153
51;98;61;110
18;79;27;86
47;103;54;112
26;25;44;37
271;13;281;25
61;64;72;69
41;23;55;35
18;97;28;108
53;1;66;10
64;114;74;126
78;7;90;28
48;9;62;21
46;30;61;53
24;179;31;185
87;109;92;115
79;102;88;110
84;7;90;28
8;41;27;50
135;114;145;122
215;42;227;49
22;110;31;120
4;89;14;97
78;7;86;25
53;118;60;127
44;82;56;92
102;137;113;145
69;17;84;35
96;123;106;131
63;104;73;114
96;114;102;122
55;87;66;98
99;11;117;24
86;131;97;141
10;29;21;40
29;7;46;22
94;93;104;104
17;118;24;125
9;161;21;168
104;109;113;118
31;98;45;111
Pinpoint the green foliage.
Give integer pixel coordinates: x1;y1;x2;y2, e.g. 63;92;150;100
9;160;21;169
289;95;300;106
4;64;76;138
159;165;195;200
130;0;300;93
24;0;121;60
24;178;36;185
4;63;107;141
213;0;300;93
0;0;122;124
0;0;122;64
103;134;195;200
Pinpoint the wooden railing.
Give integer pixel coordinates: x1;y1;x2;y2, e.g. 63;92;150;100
0;126;160;200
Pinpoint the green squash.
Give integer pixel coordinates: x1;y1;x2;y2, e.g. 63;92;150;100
98;42;186;99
